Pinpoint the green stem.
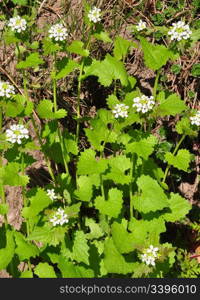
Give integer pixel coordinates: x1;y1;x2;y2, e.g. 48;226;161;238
76;31;92;143
0;96;7;226
76;59;84;143
153;70;160;99
0;107;2;130
21;152;29;235
162;135;186;183
30;116;56;184
129;154;138;220
52;54;69;175
21;152;32;271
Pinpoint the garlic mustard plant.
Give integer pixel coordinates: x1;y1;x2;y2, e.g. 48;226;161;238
132;95;155;113
112;103;129;118
47;189;57;201
168;21;192;41
5;124;29;144
7;16;27;33
141;245;159;266
88;7;101;23
0;81;15;98
48;24;68;41
190;111;200;126
0;0;198;279
136;20;147;31
49;208;69;226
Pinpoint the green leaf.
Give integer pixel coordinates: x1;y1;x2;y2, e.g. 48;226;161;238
85;218;104;240
191;63;200;77
165;149;192;172
74;175;93;202
0;230;15;270
72;231;89;265
77;149;108;175
83;54;128;86
57;257;80;277
113;36;132;60
67;40;89;57
106;94;120;109
132;262;151;277
26;227;51;244
142;158;164;182
20;270;33;278
3;30;21;45
65;203;81;219
4;94;34;117
126;133;158;159
0;204;9;215
140;37;178;71
85;116;117;151
127;76;137;89
103;155;131;184
4;98;24;117
93;30;112;43
16;53;44;69
55;58;79;80
37;99;67;119
128;218;166;247
4;149;36;167
57;256;94;278
103;238;135;274
175;117;197;137
164;193;191;222
14;232;39;260
63;131;78;155
155;93;187;117
34;262;56;278
134;175;168;213
11;0;27;5
42;38;61;55
0;163;29;186
22;188;52;219
94;188;123;218
111;222;136;253
27;226;66;246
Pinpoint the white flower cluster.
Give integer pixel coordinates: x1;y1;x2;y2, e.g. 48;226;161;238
132;95;155;113
168;21;192;41
49;208;69;226
190;111;200;126
6;124;29;144
47;189;57;201
8;16;27;33
141;245;159;266
0;81;15;98
136;20;147;31
48;24;68;41
112;103;129;118
88;7;101;23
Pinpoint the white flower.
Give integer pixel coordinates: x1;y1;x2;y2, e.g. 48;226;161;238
141;245;159;267
49;208;69;226
190;111;200;126
47;189;57;201
112;103;129;118
6;124;29;144
88;7;101;23
132;95;155;113
48;24;68;41
0;81;15;98
136;20;147;31
168;21;192;41
8;16;27;33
